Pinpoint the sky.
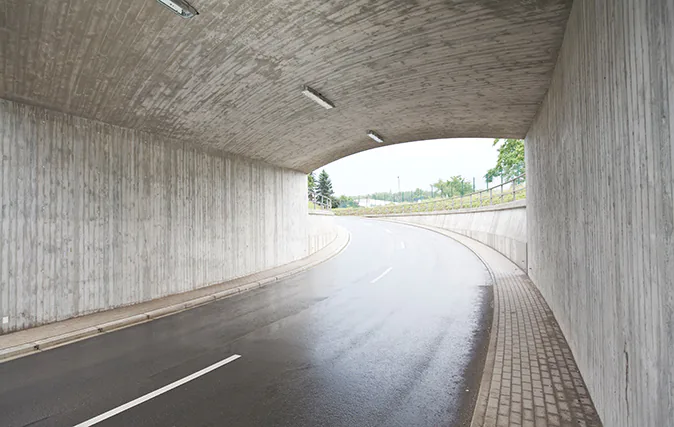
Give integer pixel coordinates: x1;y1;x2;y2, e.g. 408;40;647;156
313;138;501;197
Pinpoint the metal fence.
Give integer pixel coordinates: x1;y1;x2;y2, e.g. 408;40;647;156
309;191;333;210
335;174;526;216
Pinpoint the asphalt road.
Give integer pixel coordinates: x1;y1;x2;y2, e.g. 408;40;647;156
0;217;492;427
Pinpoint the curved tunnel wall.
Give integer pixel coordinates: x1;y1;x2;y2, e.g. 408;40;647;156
0;99;336;334
0;0;573;173
526;1;674;426
378;201;527;271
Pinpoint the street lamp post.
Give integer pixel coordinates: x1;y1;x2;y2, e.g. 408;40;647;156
398;176;401;203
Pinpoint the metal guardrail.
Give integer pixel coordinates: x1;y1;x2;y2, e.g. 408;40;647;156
309;191;332;210
335;174;526;216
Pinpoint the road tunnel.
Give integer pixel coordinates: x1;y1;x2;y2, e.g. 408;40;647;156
0;1;672;426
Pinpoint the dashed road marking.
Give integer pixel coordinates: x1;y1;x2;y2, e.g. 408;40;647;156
370;267;393;284
73;354;242;426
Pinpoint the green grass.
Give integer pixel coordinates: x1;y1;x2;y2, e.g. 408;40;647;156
334;187;526;216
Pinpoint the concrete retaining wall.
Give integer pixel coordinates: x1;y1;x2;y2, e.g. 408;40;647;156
526;1;674;426
379;201;527;271
307;210;338;255
0;99;334;333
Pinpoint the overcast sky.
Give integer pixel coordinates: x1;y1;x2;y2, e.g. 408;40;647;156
313;138;501;197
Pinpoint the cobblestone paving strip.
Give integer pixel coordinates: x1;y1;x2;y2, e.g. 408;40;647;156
383;220;603;427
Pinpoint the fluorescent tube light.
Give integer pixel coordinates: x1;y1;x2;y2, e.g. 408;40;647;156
302;86;335;109
156;0;199;18
367;130;384;143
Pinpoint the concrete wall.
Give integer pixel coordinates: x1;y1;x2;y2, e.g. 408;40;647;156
0;1;573;173
307;210;338;255
381;201;527;271
0;99;333;334
526;1;674;426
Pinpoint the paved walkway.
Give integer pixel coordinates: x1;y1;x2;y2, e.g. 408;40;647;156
386;220;603;427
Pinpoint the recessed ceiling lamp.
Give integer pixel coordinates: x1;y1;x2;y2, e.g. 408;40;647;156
155;0;199;18
301;86;335;109
367;130;384;143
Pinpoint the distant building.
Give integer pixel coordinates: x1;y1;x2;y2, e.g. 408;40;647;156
356;198;396;208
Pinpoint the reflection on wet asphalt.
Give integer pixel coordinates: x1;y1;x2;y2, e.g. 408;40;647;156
0;217;491;427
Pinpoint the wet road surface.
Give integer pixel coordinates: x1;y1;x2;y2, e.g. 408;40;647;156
0;218;492;427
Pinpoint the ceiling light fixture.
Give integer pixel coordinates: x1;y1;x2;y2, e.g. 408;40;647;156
367;130;384;143
301;86;335;109
155;0;199;18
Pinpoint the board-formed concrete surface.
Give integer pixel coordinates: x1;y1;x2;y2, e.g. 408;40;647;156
0;225;349;362
1;1;673;424
379;201;527;271
0;99;335;333
525;1;674;426
0;0;572;171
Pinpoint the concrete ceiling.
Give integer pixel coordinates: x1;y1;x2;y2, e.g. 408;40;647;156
0;0;572;172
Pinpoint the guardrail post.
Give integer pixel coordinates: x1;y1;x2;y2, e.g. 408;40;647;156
489;188;493;206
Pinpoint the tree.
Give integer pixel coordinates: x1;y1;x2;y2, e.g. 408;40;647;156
337;195;359;208
317;169;336;207
485;139;525;184
433;179;453;197
307;172;316;197
433;176;472;198
448;175;473;196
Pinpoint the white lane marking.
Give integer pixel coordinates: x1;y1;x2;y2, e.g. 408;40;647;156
400;241;405;249
73;354;242;427
370;267;393;284
385;228;393;234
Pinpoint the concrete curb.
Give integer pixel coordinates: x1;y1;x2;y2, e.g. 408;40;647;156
0;227;351;363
